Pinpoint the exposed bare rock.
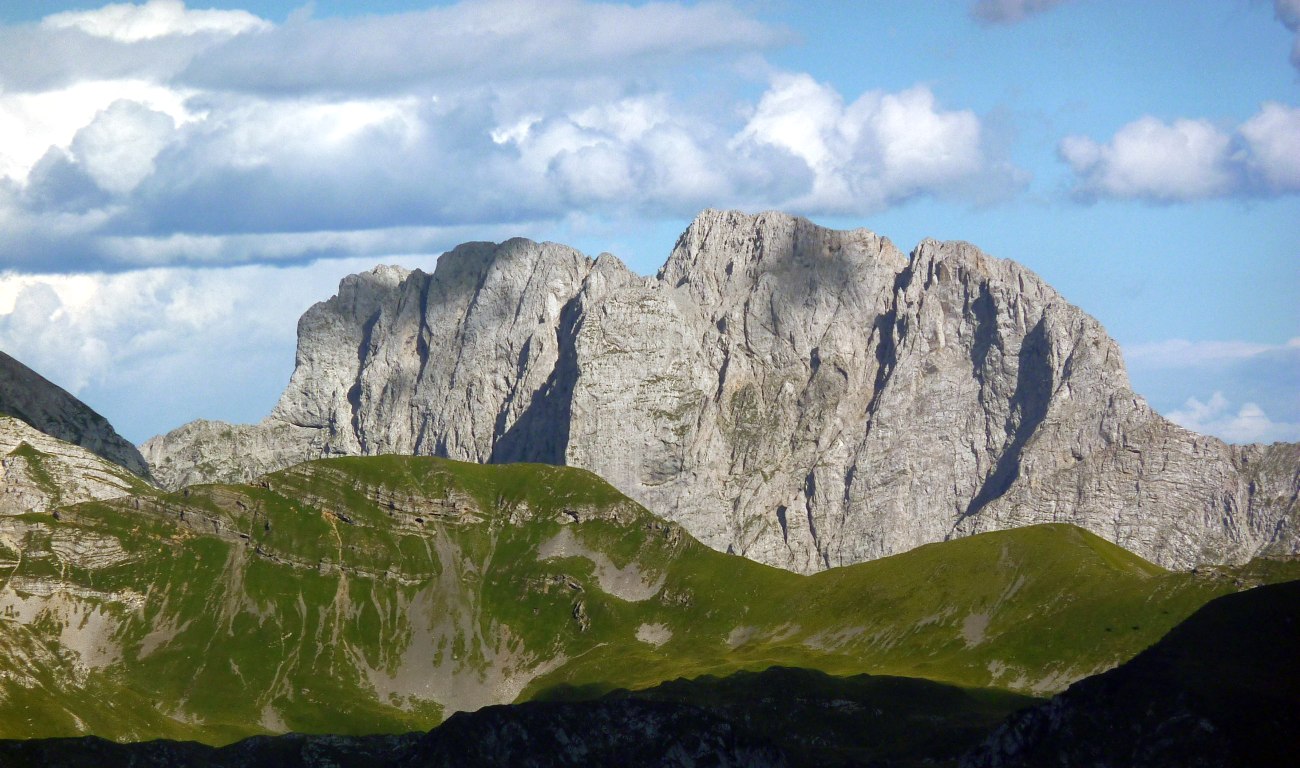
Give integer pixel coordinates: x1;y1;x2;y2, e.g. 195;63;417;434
141;418;325;490
142;210;1300;573
0;351;149;478
1;416;147;515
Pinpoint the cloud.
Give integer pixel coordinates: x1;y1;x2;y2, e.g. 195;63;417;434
0;256;436;441
0;2;818;271
0;52;1018;272
1166;392;1300;444
733;74;1018;212
69;99;177;195
41;0;269;42
1122;337;1300;369
971;0;1074;24
1239;101;1300;191
1059;103;1300;201
1124;338;1300;445
0;79;195;183
179;0;788;95
1058;117;1235;201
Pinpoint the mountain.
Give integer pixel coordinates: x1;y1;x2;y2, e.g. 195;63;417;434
0;350;154;517
1;416;152;515
961;578;1300;768
141;210;1298;574
0;351;150;479
2;455;1294;744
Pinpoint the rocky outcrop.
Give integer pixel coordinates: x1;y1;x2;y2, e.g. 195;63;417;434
140;418;325;489
1;416;147;515
0;351;149;478
142;210;1300;573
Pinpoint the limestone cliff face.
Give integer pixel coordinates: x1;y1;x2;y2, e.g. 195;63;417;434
0;351;150;478
142;210;1299;572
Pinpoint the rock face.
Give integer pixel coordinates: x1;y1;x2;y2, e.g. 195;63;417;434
1;416;148;515
142;210;1300;573
0;351;150;478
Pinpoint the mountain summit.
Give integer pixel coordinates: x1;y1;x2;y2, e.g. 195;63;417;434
143;210;1298;573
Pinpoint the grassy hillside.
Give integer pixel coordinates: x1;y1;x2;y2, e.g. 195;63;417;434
964;579;1300;767
0;455;1294;744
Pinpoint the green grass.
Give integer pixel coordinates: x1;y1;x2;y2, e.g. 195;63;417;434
7;443;63;506
0;455;1293;745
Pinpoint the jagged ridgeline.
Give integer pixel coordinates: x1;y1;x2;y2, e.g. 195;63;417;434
142;209;1299;575
2;454;1295;744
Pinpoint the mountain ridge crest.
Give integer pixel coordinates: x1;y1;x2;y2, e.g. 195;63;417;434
140;208;1299;573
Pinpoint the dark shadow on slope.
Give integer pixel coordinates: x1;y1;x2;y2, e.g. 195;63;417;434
863;266;912;421
959;317;1052;524
537;666;1039;768
962;578;1300;768
346;311;382;449
968;283;998;378
0;667;1035;768
487;295;582;465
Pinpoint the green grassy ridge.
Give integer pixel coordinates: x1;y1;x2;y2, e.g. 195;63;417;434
0;455;1294;745
522;522;1294;697
0;457;689;742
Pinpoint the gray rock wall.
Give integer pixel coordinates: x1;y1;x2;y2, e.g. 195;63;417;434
141;210;1299;573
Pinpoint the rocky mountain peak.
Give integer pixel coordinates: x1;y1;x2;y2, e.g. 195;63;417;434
659;208;907;296
142;210;1298;573
0;350;150;478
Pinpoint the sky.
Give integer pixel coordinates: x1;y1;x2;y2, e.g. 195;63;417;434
0;0;1296;446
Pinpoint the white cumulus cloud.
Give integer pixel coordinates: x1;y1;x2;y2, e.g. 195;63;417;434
0;256;436;441
1058;117;1235;201
734;74;1001;212
1059;103;1300;201
0;47;1018;272
1239;102;1300;192
69;100;177;195
0;79;195;184
1167;392;1300;444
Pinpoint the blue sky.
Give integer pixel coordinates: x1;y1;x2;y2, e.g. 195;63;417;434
0;0;1296;445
